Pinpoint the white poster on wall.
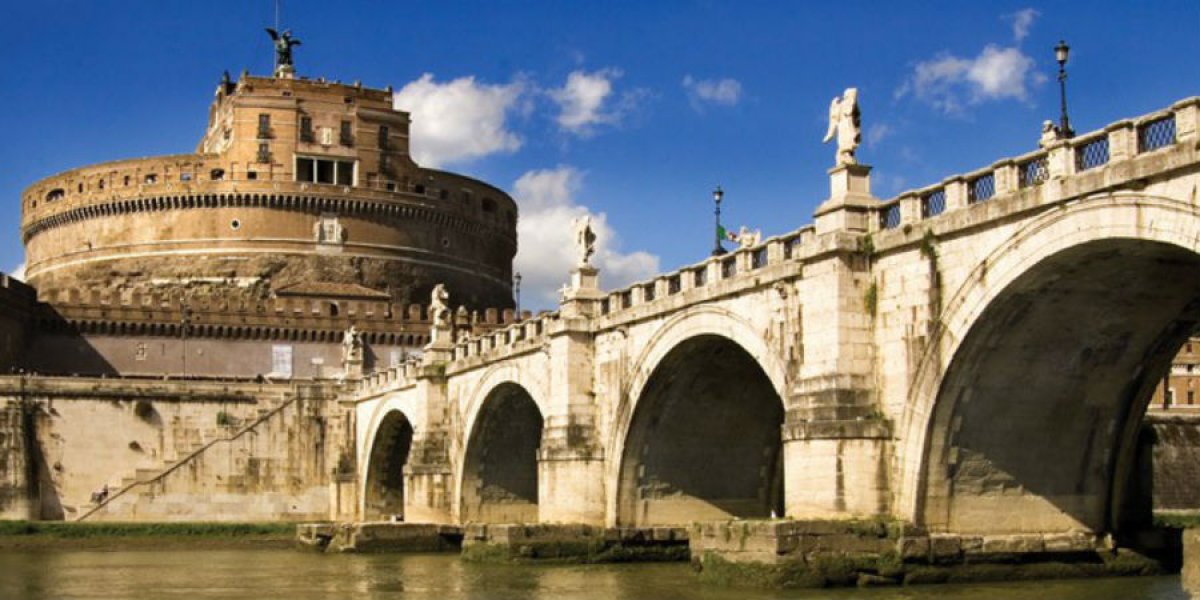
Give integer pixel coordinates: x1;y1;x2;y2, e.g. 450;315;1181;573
272;345;293;378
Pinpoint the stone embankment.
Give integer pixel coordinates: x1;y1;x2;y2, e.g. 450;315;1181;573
690;520;1163;588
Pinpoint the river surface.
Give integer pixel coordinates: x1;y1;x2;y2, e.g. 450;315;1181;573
0;549;1192;600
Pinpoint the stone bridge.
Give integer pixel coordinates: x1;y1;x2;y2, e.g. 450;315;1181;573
347;97;1200;539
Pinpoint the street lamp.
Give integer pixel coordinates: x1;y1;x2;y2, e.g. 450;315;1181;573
513;272;522;315
712;185;726;256
1055;40;1073;139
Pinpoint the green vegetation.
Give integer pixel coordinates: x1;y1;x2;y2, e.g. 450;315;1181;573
461;539;688;564
864;281;878;316
0;520;293;540
0;520;298;550
1154;512;1200;529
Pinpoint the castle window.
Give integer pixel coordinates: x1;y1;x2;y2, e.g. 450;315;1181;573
247;171;258;180
210;168;225;181
124;176;131;186
144;174;157;184
77;183;84;193
414;184;425;195
299;116;314;143
378;125;389;150
482;197;497;213
339;120;354;146
386;182;396;192
180;173;193;182
439;189;448;200
328;302;339;317
257;113;271;139
257;143;270;163
295;156;355;186
45;188;65;202
98;180;105;190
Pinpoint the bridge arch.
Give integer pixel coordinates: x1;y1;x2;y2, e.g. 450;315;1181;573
900;193;1200;535
458;378;545;523
362;409;415;521
610;306;788;526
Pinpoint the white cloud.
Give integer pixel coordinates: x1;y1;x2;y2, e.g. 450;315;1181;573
549;68;645;136
896;45;1041;114
1009;8;1039;42
866;123;893;148
682;75;742;111
393;74;525;168
7;262;24;281
512;167;659;308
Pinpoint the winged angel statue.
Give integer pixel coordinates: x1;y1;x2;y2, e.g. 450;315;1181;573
266;28;302;70
822;88;861;166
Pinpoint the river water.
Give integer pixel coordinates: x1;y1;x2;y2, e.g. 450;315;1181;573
0;549;1191;600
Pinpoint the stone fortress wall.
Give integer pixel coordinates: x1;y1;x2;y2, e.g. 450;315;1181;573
21;75;517;309
0;63;529;522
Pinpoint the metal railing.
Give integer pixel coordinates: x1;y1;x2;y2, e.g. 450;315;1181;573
1138;115;1176;153
880;202;901;229
1018;156;1049;188
921;188;946;218
1074;136;1110;171
967;173;995;203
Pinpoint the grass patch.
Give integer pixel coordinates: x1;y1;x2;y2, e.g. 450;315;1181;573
0;520;295;538
1154;512;1200;529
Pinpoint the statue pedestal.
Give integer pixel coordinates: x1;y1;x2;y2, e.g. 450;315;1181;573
343;358;363;380
813;164;879;235
561;266;604;319
423;326;455;364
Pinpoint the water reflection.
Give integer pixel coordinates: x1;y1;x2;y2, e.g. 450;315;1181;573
0;550;1190;600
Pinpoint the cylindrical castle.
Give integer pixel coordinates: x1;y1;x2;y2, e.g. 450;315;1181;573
20;73;517;309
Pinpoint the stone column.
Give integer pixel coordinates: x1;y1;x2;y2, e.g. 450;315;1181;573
536;267;606;525
398;326;457;524
784;165;891;520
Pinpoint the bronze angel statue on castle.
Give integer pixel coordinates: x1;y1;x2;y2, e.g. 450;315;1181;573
266;28;301;74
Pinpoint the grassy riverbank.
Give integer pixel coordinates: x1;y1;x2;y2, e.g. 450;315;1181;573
0;521;296;550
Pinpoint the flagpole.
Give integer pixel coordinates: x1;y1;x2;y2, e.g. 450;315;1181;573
712;185;726;256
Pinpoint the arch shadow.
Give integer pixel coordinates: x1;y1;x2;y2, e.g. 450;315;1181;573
460;382;544;523
616;334;784;526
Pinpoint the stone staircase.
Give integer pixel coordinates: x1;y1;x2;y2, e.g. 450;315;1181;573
75;386;307;522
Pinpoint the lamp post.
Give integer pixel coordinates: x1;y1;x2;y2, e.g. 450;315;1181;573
712;185;725;256
1055;40;1073;139
513;272;522;316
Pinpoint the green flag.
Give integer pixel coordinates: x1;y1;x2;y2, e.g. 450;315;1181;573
717;225;737;242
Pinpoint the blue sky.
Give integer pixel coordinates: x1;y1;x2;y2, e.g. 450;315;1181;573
1;1;1197;308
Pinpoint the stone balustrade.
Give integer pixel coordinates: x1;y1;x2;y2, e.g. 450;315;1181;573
871;97;1198;232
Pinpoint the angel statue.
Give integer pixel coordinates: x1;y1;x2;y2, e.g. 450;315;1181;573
342;325;363;364
573;215;597;267
430;283;450;329
822;88;861;166
266;28;302;72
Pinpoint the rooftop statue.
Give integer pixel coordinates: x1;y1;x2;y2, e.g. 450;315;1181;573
266;28;302;72
823;88;861;166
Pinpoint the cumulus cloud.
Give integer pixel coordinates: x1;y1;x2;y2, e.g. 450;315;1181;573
896;45;1042;114
682;75;742;111
7;262;24;281
895;9;1045;115
549;69;646;136
1008;8;1039;42
512;167;659;308
393;74;526;168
